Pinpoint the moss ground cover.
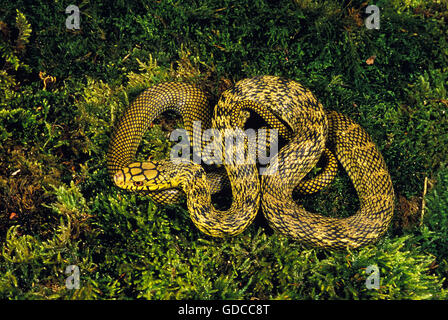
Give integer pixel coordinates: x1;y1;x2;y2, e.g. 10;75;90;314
0;0;447;299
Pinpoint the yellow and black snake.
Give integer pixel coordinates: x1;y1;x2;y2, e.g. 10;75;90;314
107;75;395;249
108;81;262;237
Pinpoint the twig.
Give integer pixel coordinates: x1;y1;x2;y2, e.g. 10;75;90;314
420;176;428;226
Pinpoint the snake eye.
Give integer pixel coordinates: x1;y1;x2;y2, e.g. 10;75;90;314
133;181;144;187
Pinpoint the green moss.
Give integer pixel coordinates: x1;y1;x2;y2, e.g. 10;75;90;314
0;0;447;300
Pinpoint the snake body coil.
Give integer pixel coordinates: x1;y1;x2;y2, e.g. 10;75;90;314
108;76;394;249
108;81;261;237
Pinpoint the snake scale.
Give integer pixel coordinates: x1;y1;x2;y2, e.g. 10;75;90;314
107;75;394;249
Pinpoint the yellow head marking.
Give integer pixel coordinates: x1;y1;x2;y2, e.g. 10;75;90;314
142;162;156;170
113;161;178;191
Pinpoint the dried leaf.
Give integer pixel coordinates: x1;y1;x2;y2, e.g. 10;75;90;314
366;55;376;65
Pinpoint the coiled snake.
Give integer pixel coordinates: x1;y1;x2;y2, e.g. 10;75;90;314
107;76;394;249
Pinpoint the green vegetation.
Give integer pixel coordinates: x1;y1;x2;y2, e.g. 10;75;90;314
0;0;447;299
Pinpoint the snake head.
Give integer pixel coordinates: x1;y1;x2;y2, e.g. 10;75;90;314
113;161;180;191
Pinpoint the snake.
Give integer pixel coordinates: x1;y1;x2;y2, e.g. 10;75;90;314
107;81;263;237
107;75;394;249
